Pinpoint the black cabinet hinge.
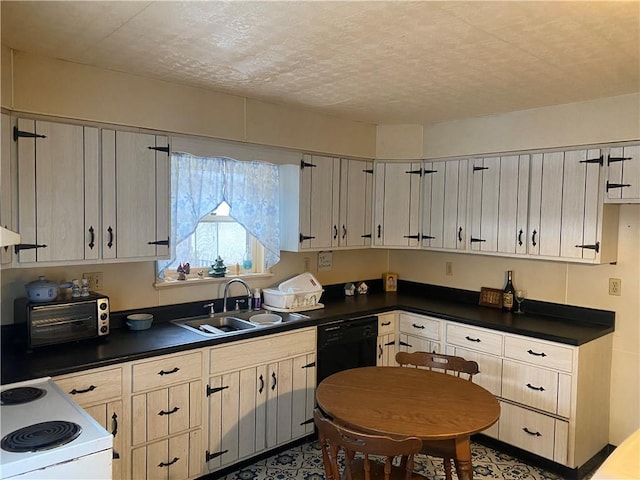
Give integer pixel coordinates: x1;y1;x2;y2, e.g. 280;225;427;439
206;385;229;396
473;166;489;172
301;361;316;369
299;233;315;243
608;155;631;165
148;238;170;246
360;233;372;239
13;126;46;141
575;242;600;253
148;145;170;153
300;160;316;169
206;450;228;462
579;155;603;166
470;237;486;243
405;169;422;176
300;418;314;426
423;169;438;174
14;243;47;254
607;182;631;191
363;169;374;174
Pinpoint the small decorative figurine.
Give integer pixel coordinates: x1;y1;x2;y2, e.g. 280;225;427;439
209;256;227;278
357;281;368;295
177;262;191;280
344;282;356;296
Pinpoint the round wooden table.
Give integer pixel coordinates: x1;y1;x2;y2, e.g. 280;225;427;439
316;366;500;480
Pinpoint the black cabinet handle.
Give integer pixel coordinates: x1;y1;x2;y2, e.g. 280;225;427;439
69;385;96;395
378;344;383;359
158;457;179;468
527;349;547;357
342;225;347;239
412;323;425;330
381;321;391;326
526;383;545;392
333;225;338;239
107;226;114;248
158;406;180;416
271;372;277;391
465;336;481;343
88;226;95;249
531;230;537;247
377;225;381;239
258;374;264;394
158;367;179;376
523;428;542;437
458;227;463;242
111;412;118;437
518;229;523;247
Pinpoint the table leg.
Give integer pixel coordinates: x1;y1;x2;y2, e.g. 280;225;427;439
453;436;473;480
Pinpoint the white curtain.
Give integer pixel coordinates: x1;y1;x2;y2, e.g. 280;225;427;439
157;152;280;276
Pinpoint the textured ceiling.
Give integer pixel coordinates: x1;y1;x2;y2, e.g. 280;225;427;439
2;1;639;125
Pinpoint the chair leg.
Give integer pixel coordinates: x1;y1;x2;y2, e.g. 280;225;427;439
444;456;453;480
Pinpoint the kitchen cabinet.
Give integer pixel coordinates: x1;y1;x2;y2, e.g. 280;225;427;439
528;148;618;263
372;161;422;248
14;118;100;264
279;156;340;251
1;113;14;266
338;158;374;247
376;312;397;366
102;129;170;260
497;154;530;255
129;350;204;480
605;143;640;203
54;366;126;480
397;312;442;354
206;328;316;472
441;320;612;468
468;156;500;252
421;159;468;250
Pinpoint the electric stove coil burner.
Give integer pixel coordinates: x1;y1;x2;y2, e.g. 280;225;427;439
0;387;46;405
1;421;82;452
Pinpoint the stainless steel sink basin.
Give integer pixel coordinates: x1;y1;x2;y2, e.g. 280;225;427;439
172;315;257;336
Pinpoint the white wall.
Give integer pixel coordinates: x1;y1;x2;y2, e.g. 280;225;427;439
378;94;640;446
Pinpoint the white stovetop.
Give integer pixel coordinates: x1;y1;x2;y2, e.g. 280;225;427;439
0;378;112;479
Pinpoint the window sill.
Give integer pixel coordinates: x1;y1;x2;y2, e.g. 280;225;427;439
154;272;274;290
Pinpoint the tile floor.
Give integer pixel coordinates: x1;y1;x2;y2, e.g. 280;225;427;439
220;439;596;480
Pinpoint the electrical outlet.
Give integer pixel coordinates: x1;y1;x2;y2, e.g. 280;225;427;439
303;257;310;272
445;262;453;276
608;278;621;296
83;272;104;291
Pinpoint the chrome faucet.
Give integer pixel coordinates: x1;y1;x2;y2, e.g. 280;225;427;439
222;278;252;312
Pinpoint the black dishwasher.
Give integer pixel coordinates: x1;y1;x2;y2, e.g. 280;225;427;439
316;315;378;384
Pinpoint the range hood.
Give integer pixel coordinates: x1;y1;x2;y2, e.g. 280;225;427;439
0;226;21;247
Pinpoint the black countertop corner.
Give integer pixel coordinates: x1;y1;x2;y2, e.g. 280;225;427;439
1;280;614;385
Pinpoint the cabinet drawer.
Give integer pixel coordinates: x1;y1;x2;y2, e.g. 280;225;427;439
133;351;202;393
398;313;441;340
446;323;503;356
377;313;396;335
210;328;315;374
504;335;573;372
499;401;568;464
131;430;202;480
55;367;122;405
502;360;558;414
132;380;202;445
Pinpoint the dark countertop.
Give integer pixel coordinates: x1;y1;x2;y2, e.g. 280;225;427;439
1;284;614;385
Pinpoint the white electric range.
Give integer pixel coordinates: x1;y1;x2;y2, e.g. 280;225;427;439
0;377;112;479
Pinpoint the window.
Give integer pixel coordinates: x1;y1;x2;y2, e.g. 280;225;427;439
163;202;265;279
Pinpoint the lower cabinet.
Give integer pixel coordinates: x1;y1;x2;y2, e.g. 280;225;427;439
206;328;316;472
131;430;202;480
376;312;397;366
397;312;442;354
54;366;126;480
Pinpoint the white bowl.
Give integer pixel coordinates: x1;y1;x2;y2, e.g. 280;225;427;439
126;313;154;331
250;313;282;325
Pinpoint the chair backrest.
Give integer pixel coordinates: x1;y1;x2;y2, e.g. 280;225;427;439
313;408;423;480
395;351;479;380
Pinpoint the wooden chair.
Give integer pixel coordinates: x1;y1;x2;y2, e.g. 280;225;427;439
313;408;428;480
395;351;480;480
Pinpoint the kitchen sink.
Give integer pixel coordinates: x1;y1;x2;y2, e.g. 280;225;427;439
172;315;257;337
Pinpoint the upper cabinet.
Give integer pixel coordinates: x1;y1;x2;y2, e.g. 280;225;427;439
15;118;100;264
421;159;468;251
605;143;640;203
101;130;170;260
280;155;372;252
372;161;421;248
1;114;15;266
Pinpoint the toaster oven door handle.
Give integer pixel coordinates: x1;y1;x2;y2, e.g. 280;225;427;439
34;316;94;327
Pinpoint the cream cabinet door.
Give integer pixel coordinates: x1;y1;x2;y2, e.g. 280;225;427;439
421;159;468;250
299;155;340;250
373;161;421;247
468;156;500;252
377;333;396;366
84;400;125;480
397;333;440;354
102;129;170;260
207;371;242;469
1;113;14;266
339;158;373;247
132;430;201;480
606;144;640;202
15;118;100;263
497;155;530;255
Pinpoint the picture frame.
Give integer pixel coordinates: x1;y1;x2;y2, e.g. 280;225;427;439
383;273;398;292
479;287;503;309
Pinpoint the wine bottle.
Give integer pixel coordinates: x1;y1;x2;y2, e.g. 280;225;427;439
502;270;515;312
